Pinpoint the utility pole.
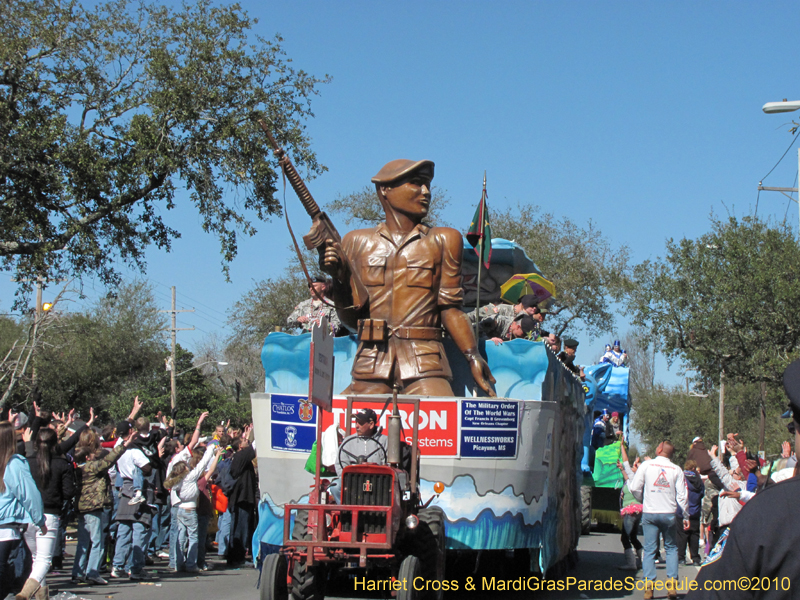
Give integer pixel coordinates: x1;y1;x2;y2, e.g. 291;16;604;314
718;369;725;445
35;279;42;322
160;287;194;410
12;275;65;385
759;382;767;455
33;279;42;385
756;148;800;239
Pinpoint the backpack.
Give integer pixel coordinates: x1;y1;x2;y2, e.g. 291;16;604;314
215;456;236;496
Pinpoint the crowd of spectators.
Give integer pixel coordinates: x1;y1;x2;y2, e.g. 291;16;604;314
612;428;798;598
0;397;257;599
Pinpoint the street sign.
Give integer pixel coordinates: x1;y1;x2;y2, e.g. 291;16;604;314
309;315;334;411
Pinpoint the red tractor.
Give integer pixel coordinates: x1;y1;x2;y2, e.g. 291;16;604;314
259;393;446;600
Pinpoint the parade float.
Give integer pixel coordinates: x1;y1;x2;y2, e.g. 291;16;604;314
251;239;586;587
579;362;632;531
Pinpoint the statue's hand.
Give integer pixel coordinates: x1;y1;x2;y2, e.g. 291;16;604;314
468;353;497;397
320;239;347;280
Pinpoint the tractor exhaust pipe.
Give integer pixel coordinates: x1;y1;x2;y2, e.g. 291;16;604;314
387;386;401;466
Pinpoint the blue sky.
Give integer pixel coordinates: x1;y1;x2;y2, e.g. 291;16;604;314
5;1;800;385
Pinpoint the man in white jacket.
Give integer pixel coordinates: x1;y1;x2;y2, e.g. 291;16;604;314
628;440;689;599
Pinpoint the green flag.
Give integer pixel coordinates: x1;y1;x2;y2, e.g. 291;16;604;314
466;188;492;269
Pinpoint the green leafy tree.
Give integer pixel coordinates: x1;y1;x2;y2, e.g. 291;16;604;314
33;281;166;419
107;345;248;433
626;215;800;388
619;329;657;400
226;242;331;397
228;269;309;347
0;316;26;408
1;0;328;300
194;332;265;403
491;203;632;338
633;382;789;464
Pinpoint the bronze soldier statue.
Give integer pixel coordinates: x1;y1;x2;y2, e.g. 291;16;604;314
321;159;496;397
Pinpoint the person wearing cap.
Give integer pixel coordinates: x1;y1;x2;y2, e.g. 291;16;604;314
329;409;388;504
596;409;615;447
558;338;584;379
591;410;609;450
686;360;800;599
286;276;343;335
610;411;621;431
530;305;547;325
321;159;495;397
610;412;623;439
611;340;628;367
334;409;387;473
467;294;540;323
478;312;537;344
529;306;548;341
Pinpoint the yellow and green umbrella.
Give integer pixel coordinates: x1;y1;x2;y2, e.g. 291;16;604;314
500;273;556;305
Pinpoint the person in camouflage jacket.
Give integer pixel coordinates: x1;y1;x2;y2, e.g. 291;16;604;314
71;429;136;584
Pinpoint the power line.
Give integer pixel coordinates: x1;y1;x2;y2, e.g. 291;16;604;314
761;129;800;183
147;277;229;319
189;312;228;330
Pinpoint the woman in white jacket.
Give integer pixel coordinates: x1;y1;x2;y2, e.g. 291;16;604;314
165;444;222;573
707;445;753;543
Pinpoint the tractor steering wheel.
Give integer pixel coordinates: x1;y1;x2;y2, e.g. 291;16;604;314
338;436;387;471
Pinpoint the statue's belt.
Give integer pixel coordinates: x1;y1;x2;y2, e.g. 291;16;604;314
357;319;442;343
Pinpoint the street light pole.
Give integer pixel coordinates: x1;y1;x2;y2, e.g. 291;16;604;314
171;287;177;411
762;100;800;238
175;360;229;378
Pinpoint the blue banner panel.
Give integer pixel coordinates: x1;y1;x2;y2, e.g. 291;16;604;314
460;430;518;458
271;422;316;453
461;400;518;429
270;393;317;453
270;393;318;426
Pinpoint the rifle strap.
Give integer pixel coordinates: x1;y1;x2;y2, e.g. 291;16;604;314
280;169;350;311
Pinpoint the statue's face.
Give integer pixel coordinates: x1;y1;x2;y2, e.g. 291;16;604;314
382;173;432;221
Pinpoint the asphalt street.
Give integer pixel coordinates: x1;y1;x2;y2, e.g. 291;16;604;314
44;531;702;600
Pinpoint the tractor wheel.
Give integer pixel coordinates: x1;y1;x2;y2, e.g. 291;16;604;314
291;509;325;600
417;507;446;600
580;485;593;535
397;555;422;600
260;553;288;600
